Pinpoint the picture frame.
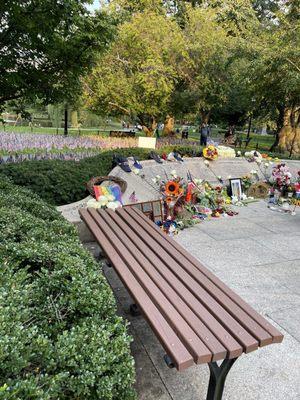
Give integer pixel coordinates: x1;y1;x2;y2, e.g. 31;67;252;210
229;178;242;200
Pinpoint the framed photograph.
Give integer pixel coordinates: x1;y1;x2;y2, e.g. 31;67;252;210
229;178;242;200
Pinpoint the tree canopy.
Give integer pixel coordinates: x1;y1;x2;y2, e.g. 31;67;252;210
84;11;185;134
0;0;113;109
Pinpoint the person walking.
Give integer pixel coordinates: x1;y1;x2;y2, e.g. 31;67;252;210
200;123;210;146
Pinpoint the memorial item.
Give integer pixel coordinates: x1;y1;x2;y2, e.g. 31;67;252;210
245;150;263;163
229;178;243;200
217;146;236;159
86;176;127;197
167;152;176;161
150;151;163;163
203;145;218;160
113;155;131;172
151;171;238;234
87;184;123;210
173;152;184;162
124;200;164;222
248;182;270;199
133;157;142;169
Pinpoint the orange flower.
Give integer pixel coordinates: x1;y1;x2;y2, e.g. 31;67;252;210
165;196;173;204
165;180;180;196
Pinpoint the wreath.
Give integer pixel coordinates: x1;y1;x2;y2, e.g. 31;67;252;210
86;176;127;198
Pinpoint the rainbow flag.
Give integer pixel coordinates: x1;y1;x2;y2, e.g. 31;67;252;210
94;184;123;204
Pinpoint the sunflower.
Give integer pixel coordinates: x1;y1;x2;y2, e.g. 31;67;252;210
165;180;180;196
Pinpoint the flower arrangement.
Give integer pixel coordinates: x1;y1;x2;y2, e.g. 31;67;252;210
203;145;218;160
217;146;236;158
269;163;292;192
152;171;238;234
86;184;123;211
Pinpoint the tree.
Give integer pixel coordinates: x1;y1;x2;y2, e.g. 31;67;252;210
249;0;300;153
176;6;234;124
83;11;185;135
0;1;113;113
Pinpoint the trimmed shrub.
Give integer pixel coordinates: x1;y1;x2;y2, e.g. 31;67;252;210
0;145;199;206
0;178;136;400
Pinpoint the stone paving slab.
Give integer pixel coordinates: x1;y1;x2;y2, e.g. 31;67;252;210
251;232;300;261
193;217;273;240
177;235;287;270
255;260;300;295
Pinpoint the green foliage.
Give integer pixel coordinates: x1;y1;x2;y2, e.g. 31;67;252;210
0;146;199;205
0;178;136;399
84;11;185;128
0;1;114;108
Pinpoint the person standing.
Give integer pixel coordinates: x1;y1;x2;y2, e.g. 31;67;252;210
200;123;210;146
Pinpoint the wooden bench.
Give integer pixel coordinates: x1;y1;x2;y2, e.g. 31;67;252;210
79;207;283;400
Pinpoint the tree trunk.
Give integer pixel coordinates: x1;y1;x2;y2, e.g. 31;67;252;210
270;105;285;152
71;110;78;128
162;115;175;137
278;106;300;155
140;115;157;137
200;110;210;124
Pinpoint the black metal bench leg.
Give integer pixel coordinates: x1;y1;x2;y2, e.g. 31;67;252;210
206;358;238;400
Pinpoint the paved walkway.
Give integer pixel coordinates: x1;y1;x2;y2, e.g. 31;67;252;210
86;201;300;400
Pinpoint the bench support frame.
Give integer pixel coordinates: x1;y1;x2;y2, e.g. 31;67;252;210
206;358;238;400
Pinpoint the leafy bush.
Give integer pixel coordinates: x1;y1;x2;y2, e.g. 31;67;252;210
0;178;136;400
0;145;199;206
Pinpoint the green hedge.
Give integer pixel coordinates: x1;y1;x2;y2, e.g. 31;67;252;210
0;146;199;206
0;178;136;399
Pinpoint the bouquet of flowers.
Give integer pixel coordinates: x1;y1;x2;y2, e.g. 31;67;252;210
269;163;292;194
203;145;218;160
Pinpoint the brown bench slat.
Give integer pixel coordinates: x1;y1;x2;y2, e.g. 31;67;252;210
124;207;273;347
87;208;212;365
117;208;261;353
105;208;243;360
79;209;194;371
102;209;233;361
128;207;284;344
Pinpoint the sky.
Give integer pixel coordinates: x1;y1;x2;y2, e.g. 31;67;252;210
87;0;100;11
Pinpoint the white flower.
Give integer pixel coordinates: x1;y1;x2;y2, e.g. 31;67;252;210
170;170;177;176
241;193;247;200
264;162;269;167
194;178;203;185
107;201;122;210
250;170;258;175
152;178;157;183
106;194;115;202
256;159;262;164
97;195;109;207
156;175;161;180
237;151;241;156
231;195;238;204
217;176;222;180
227;175;232;179
204;160;210;166
87;199;99;208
